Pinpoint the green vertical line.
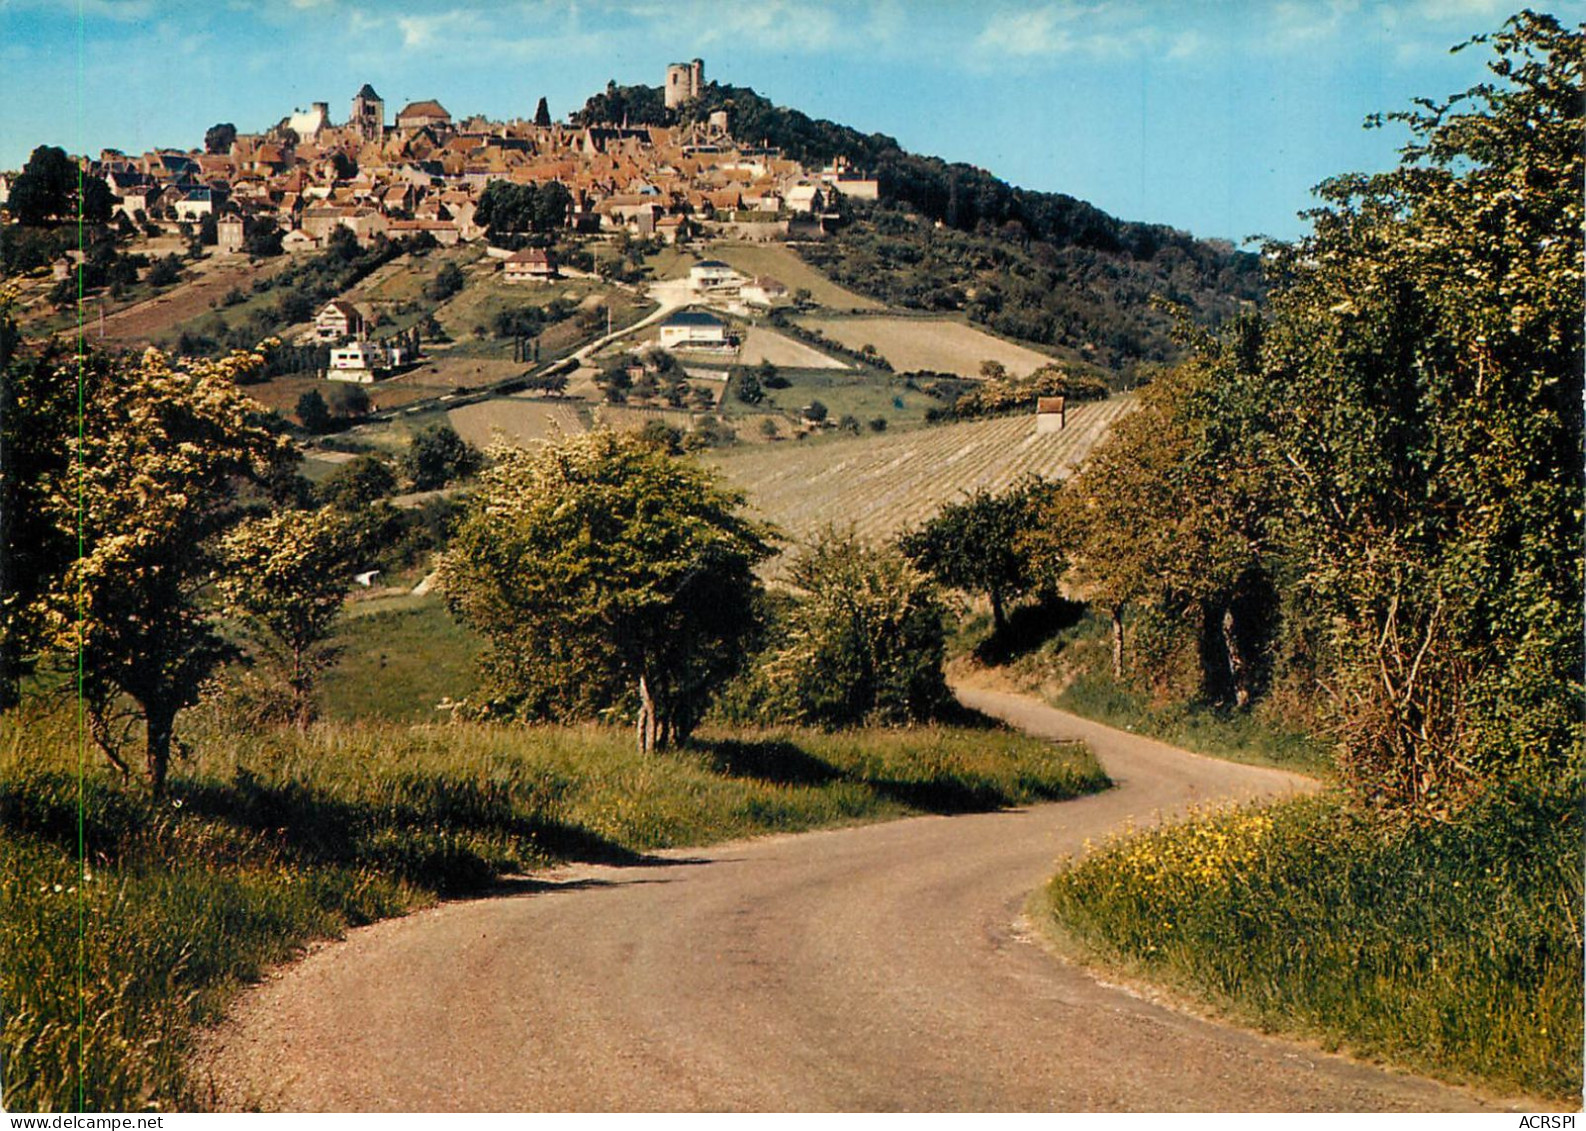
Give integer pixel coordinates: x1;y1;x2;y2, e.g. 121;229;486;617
74;0;87;1113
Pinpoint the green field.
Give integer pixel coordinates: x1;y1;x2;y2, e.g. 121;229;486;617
641;244;697;281
321;598;483;722
718;367;934;431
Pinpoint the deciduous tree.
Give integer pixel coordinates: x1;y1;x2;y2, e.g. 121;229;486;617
217;507;356;727
317;452;396;511
1250;12;1584;803
442;433;773;753
758;530;950;727
37;345;291;792
0;298;74;708
900;479;1056;634
401;423;480;490
204;122;237;155
6;145;111;226
1052;13;1583;807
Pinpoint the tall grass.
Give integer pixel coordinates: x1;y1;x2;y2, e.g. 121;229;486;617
1;707;1105;1111
1042;788;1583;1101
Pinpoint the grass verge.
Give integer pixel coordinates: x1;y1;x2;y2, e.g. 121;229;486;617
1;708;1105;1111
961;604;1334;777
1039;788;1583;1102
1054;667;1333;777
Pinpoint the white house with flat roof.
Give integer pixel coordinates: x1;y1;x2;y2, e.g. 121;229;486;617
658;309;731;351
689;259;740;291
328;340;407;382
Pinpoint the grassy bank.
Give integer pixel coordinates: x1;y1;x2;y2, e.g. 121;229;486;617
1040;788;1583;1102
320;599;481;723
960;604;1333;777
1053;667;1333;777
1;708;1105;1111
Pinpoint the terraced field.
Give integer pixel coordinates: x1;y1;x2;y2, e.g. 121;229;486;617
708;395;1136;557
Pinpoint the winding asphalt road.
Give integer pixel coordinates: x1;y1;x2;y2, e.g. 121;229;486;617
203;687;1507;1112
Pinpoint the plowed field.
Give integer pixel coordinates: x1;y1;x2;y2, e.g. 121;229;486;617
446;398;586;449
708;395;1136;556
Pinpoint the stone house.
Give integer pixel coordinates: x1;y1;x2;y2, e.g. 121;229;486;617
216;213;247;253
282;228;321;254
1035;395;1068;433
172;187;215;222
397;100;453;132
502;247;556;282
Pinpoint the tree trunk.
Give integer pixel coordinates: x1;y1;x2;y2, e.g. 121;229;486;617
990;588;1007;634
635;673;656;757
145;703;176;797
1223;605;1251;709
0;641;19;713
1110;604;1125;679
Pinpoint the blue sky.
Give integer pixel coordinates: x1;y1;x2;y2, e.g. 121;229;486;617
0;0;1538;242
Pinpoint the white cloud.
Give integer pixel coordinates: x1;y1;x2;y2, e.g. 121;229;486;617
1409;0;1509;21
1165;30;1204;61
973;3;1187;64
1268;0;1361;47
976;5;1083;59
395;10;486;49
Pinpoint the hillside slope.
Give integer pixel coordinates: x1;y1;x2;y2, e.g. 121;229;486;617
708;396;1135;561
578;81;1262;375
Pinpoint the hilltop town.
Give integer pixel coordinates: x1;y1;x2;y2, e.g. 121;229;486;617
0;54;1267;415
41;60;877;256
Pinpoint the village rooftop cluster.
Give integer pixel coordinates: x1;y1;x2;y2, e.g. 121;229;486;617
51;63;879;257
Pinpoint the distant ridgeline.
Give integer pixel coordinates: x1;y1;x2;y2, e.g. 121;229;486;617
576;81;1265;375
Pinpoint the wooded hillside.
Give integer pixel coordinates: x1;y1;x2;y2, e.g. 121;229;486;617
576;81;1264;373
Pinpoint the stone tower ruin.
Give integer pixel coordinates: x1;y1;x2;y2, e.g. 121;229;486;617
664;58;704;109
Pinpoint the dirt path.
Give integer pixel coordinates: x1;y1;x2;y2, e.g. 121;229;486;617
201;689;1508;1112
